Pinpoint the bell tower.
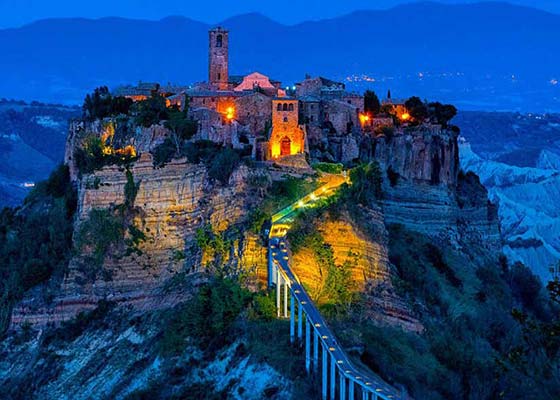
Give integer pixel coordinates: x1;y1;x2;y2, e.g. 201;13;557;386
208;27;229;90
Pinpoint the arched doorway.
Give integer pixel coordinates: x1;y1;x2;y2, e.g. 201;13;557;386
280;136;291;156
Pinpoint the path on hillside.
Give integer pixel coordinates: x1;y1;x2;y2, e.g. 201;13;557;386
268;173;404;400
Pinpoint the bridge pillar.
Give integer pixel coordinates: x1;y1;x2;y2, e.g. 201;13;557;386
313;328;319;372
297;300;303;341
268;246;273;287
276;270;281;317
340;374;346;400
283;279;288;318
330;353;336;399
305;319;311;373
362;390;368;400
322;345;328;400
349;379;354;400
290;293;295;343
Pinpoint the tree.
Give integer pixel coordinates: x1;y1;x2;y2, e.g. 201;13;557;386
133;93;168;127
428;102;457;127
364;90;381;115
405;96;429;123
165;108;198;152
82;86;132;121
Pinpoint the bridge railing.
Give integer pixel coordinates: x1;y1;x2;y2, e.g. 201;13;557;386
270;253;404;400
270;173;349;224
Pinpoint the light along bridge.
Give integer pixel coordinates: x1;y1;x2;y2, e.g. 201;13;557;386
267;174;406;400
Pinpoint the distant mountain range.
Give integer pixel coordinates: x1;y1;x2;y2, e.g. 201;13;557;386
1;2;560;111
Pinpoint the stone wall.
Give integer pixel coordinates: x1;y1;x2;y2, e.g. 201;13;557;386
235;92;272;135
324;100;359;135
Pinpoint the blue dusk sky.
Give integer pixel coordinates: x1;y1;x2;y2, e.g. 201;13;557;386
0;0;559;28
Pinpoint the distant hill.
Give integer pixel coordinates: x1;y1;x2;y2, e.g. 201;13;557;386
0;100;80;207
1;2;560;110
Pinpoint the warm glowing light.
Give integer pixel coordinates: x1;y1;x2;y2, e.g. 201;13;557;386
359;113;370;126
225;106;235;120
115;145;137;157
400;112;410;121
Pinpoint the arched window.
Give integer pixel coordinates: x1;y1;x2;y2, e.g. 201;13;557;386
283;103;288;111
288;103;294;111
283;117;288;122
277;103;283;111
216;34;223;48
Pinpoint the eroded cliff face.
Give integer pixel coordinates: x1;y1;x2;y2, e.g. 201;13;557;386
363;127;501;252
291;208;422;332
12;150;263;327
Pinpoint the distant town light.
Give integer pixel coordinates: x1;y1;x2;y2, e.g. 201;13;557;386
400;112;411;121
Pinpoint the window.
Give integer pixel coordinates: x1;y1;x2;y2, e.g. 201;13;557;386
283;117;288;122
217;73;221;80
277;103;283;111
216;34;223;48
283;103;288;111
288;103;294;111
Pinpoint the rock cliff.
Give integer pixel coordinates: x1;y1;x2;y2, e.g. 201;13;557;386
362;127;501;252
12;149;261;327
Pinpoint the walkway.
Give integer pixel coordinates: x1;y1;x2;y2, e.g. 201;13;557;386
267;173;405;400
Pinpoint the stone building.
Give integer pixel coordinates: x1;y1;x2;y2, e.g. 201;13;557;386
296;75;363;136
269;99;306;159
233;72;285;97
234;92;272;135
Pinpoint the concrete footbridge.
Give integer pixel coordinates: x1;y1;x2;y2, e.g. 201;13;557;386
268;173;405;400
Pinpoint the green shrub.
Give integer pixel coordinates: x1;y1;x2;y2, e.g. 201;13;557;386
312;162;343;174
151;137;178;167
164;109;197;141
124;169;140;208
82;86;133;121
159;278;251;353
347;161;383;204
74;135;137;175
42;300;115;345
75;208;125;281
207;147;240;185
133;93;168;128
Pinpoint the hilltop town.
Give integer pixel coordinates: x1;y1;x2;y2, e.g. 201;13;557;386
2;26;559;400
106;28;455;169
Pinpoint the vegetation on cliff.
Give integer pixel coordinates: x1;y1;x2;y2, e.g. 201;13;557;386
0;165;76;333
74;168;144;283
331;224;560;400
